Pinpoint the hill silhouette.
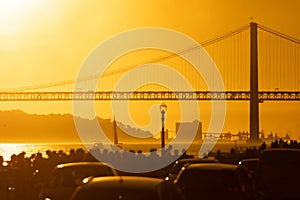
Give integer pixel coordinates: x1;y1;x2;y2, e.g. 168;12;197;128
0;110;158;143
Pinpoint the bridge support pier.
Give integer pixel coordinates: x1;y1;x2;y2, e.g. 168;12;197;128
249;22;260;142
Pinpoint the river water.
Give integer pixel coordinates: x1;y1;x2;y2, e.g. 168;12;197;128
0;140;260;161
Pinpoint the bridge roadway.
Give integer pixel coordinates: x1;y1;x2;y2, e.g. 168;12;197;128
0;91;299;101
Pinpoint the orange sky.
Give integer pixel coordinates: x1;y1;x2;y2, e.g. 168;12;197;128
0;0;299;139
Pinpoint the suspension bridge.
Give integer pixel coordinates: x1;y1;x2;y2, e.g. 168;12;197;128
0;22;299;141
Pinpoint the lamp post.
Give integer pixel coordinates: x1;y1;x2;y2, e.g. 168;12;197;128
160;103;167;149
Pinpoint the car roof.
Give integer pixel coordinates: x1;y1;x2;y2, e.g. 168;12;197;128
239;158;259;164
240;158;259;162
56;162;112;169
185;163;240;171
261;148;300;162
83;176;162;189
263;148;300;153
177;158;217;163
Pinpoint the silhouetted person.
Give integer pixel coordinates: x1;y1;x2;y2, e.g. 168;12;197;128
261;142;267;150
0;155;3;167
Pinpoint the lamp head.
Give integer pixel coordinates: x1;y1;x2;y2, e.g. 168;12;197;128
160;103;167;113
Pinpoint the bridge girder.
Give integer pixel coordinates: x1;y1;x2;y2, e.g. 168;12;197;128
0;91;299;101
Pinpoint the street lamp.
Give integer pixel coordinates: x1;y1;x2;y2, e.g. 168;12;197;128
160;103;167;149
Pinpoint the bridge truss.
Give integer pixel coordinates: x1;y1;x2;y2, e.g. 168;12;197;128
0;91;299;101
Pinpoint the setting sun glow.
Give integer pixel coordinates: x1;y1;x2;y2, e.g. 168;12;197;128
0;0;40;19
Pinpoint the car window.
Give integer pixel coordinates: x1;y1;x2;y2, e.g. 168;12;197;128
179;170;237;186
176;169;250;200
47;166;115;188
258;162;300;187
178;170;239;194
169;162;183;176
71;166;115;179
47;170;75;187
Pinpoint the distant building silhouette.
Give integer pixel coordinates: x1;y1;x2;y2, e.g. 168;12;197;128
175;121;202;143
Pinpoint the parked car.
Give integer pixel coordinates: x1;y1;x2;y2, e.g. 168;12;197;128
38;162;117;200
0;167;29;200
238;158;259;176
174;163;257;200
71;176;185;200
165;158;219;181
256;148;300;200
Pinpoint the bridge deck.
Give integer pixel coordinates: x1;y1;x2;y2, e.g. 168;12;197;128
0;91;299;101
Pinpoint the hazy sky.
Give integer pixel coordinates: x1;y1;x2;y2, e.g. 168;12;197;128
0;0;299;139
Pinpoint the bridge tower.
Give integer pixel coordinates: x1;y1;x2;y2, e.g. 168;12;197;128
249;22;260;142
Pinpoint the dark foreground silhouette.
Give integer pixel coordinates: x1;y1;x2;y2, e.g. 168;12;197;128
0;139;299;200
